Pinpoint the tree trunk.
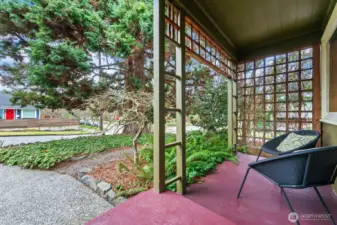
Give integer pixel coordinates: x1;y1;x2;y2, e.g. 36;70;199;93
98;50;104;131
123;50;146;134
132;123;146;164
99;114;104;132
125;56;134;92
133;48;145;85
123;122;139;134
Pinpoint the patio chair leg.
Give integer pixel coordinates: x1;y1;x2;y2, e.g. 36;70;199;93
237;168;251;198
281;188;300;225
256;149;262;161
314;187;336;225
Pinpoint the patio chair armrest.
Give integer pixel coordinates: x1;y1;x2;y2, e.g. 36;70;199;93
248;146;337;187
248;152;309;186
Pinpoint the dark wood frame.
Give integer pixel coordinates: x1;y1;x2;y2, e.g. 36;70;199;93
237;45;321;148
165;1;236;79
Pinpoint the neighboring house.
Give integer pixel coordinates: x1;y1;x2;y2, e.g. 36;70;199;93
0;93;40;120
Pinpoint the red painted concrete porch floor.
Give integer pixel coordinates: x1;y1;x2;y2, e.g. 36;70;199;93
86;154;337;225
85;190;235;225
186;154;337;225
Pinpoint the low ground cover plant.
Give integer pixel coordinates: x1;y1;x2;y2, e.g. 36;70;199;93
92;131;237;197
0;135;149;169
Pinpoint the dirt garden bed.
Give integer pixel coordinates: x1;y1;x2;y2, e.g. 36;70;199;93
90;158;152;196
53;146;133;177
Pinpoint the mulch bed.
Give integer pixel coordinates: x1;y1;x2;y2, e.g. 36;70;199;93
89;147;272;192
54;146;131;169
52;146;133;177
90;158;152;192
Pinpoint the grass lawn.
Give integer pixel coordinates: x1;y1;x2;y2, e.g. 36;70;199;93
0;130;92;136
79;124;100;130
0;134;150;169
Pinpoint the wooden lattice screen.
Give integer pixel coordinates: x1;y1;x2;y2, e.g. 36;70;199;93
164;1;236;80
237;46;321;148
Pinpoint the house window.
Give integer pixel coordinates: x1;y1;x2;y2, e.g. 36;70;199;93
321;4;337;124
330;37;337;112
22;110;36;119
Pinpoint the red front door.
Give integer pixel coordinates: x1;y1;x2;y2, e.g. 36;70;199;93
6;109;15;120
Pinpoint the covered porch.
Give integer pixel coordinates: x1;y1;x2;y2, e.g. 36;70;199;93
87;154;337;225
87;0;337;224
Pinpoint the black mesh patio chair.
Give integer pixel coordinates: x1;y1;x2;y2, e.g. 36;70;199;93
237;146;337;225
256;130;320;161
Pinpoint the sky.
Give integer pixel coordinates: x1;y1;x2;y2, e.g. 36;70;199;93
0;57;13;92
0;50;121;93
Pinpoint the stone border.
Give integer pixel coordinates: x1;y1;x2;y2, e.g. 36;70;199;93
77;168;127;206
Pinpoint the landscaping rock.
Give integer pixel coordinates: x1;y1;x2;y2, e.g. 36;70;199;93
71;155;88;161
89;180;98;192
80;175;94;186
79;167;93;174
97;181;111;197
106;190;116;202
114;196;127;205
78;167;93;179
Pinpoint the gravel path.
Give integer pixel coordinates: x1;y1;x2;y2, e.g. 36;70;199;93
0;164;112;225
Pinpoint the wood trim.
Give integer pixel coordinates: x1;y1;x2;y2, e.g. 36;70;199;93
153;0;166;193
175;8;186;194
312;44;321;133
185;17;236;79
228;80;233;148
176;0;237;58
165;1;236;79
321;3;337;119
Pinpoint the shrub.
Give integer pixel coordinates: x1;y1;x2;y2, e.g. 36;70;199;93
190;77;228;132
138;131;237;191
90;131;237;197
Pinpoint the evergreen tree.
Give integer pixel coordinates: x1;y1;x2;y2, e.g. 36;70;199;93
0;0;153;109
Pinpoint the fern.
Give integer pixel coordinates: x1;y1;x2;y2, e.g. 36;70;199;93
116;187;148;198
117;162;130;173
119;131;237;193
186;151;210;163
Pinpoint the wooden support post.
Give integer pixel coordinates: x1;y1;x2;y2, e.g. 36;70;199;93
175;9;186;194
153;0;166;193
228;79;234;148
233;80;238;147
312;44;321;134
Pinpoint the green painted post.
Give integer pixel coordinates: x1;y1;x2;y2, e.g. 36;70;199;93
233;80;238;147
153;0;166;193
228;79;233;148
176;9;186;194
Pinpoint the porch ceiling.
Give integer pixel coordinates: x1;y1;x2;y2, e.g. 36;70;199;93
180;0;335;60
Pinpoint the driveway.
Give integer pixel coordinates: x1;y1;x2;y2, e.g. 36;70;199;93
0;134;91;147
0;164;112;225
